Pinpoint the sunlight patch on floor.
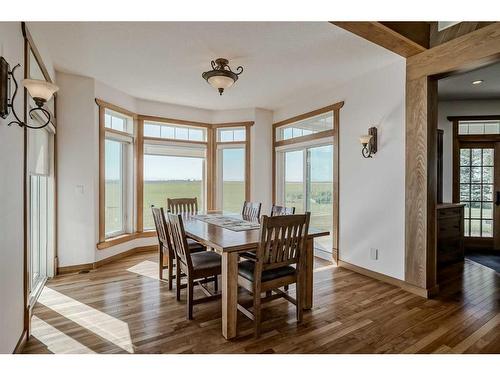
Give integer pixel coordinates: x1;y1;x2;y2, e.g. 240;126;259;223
31;315;95;354
314;263;337;272
38;287;134;353
126;259;159;279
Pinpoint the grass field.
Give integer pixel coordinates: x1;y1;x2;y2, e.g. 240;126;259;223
106;180;334;251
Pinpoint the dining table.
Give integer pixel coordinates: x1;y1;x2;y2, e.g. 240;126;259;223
181;211;330;340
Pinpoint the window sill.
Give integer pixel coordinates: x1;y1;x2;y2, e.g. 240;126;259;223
97;231;156;250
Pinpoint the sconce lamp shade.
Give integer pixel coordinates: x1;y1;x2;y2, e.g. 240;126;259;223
22;79;58;104
359;134;373;145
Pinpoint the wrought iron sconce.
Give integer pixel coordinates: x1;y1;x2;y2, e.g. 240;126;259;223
359;127;378;158
1;56;58;129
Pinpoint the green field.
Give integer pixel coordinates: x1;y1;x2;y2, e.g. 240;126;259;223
105;180;334;250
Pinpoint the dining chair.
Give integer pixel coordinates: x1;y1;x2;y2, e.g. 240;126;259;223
167;197;198;214
270;205;296;216
242;201;262;218
237;212;310;337
166;212;222;320
151;206;206;290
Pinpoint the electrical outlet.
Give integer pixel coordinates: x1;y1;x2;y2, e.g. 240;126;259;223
370;248;378;260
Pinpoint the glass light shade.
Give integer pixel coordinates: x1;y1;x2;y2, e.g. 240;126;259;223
207;75;235;90
22;79;59;102
359;135;372;145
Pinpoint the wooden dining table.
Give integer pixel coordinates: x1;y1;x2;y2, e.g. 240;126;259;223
181;212;330;340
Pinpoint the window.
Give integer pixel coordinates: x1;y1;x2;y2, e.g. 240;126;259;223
105;139;126;236
275;111;333;141
105;109;133;134
143;142;206;229
216;127;249;212
458;120;500;135
144;121;206;141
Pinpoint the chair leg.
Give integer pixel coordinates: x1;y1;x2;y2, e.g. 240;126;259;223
214;275;218;292
158;249;164;281
187;278;194;320
167;251;174;290
265;291;272;297
254;290;261;338
295;279;303;323
176;262;182;301
284;285;289;292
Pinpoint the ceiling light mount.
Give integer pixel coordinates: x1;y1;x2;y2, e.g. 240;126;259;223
202;58;243;96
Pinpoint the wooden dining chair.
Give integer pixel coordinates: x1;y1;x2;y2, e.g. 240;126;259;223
237;212;310;337
166;212;222;320
151;206;206;290
242;201;262;218
167;197;198;214
270;205;296;216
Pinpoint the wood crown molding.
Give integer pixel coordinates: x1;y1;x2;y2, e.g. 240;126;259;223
330;22;427;58
273;101;344;129
447;115;500;121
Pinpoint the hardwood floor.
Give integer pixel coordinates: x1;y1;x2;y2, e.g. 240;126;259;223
22;251;500;354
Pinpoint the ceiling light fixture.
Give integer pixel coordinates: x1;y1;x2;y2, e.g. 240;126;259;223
202;58;243;96
472;80;484;85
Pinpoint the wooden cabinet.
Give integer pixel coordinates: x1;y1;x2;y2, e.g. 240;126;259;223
437;203;465;266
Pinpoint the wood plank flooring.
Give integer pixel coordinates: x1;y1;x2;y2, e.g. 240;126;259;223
22;251;500;354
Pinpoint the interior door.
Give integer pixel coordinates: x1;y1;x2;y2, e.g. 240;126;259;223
458;142;500;249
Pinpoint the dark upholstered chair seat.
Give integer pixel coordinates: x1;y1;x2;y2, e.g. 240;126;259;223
187;238;206;252
238;260;295;282
191;251;221;271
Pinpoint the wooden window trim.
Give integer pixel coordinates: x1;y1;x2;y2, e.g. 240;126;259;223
97;98;254;247
272;101;343;263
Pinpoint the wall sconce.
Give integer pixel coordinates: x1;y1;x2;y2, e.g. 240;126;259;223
1;56;58;129
359;126;377;158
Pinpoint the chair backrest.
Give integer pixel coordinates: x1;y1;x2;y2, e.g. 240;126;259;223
151;206;171;252
255;213;310;271
270;205;296;216
242;201;262;218
167;197;198;214
166;212;192;269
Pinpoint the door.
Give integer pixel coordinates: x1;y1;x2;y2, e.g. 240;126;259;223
457;143;500;249
279;143;334;256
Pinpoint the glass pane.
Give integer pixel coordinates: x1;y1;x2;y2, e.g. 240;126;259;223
470;219;481;237
484;122;500;134
482;220;493;237
469;123;484;134
471;149;482;166
460;184;470;201
222;148;245;213
161;126;175;139
220;130;233;142
460;167;470;183
175;127;189;140
307;145;334;253
482;202;493;219
483;167;493;183
463;202;470;219
483;149;494;166
143;154;204;229
471;167;481;183
233;129;246;141
283;128;293;140
285;150;304;213
471;185;481;201
460;149;470;165
276;111;333;141
483;184;493;202
464;219;470;236
292;128;303;138
458;123;468;134
470;202;481;218
112;116;125;132
189;128;204;141
144;123;161;137
105;139;123;236
105;113;112;128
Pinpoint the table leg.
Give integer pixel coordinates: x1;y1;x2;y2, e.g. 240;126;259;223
221;251;238;339
304;238;314;309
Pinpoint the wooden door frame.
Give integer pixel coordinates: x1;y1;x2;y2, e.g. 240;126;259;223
405;23;500;296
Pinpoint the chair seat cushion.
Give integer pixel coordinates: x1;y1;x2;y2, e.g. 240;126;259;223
187;238;206;253
191;251;221;270
238;260;296;282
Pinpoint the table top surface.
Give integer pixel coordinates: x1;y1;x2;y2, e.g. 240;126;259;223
181;212;330;252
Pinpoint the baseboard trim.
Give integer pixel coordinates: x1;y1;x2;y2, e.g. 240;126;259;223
13;329;27;354
57;245;157;275
338;260;437;298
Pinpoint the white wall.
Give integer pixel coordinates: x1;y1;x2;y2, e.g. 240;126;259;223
273;59;406;280
0;22;55;353
252;108;273;211
438;99;500;202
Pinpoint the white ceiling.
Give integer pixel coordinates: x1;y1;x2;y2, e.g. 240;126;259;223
31;22;401;111
439;62;500;101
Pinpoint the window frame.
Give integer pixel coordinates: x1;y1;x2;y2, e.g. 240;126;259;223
272;102;343;262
